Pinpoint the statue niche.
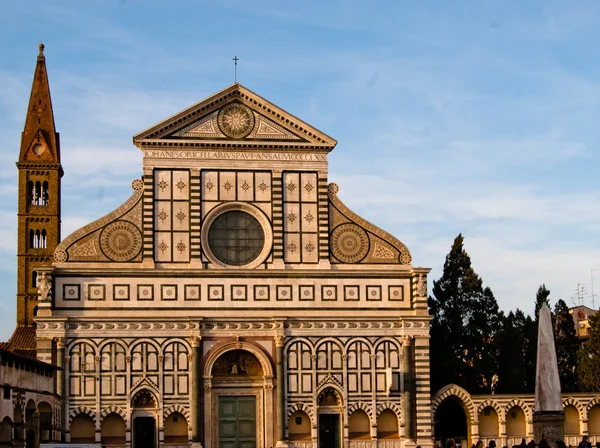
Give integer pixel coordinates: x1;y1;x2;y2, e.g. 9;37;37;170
211;349;263;377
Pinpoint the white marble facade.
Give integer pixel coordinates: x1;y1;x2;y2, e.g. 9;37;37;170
35;84;432;448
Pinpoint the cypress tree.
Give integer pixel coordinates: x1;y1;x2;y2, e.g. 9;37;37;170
553;299;579;392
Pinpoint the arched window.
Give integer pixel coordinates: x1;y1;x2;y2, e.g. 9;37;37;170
347;340;372;393
286;340;313;394
29;230;35;249
27;181;34;205
163;342;189;396
164;412;188;444
35;182;41;206
69;342;97;397
42;181;49;206
32;271;37;288
41;229;47;249
100;342;127;397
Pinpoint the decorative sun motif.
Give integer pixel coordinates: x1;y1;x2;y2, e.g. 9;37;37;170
304;182;314;193
287;212;297;224
158;210;168;222
176;240;187;253
176;210;186;223
241;181;250;192
205;180;214;191
258;181;269;192
304;211;314;223
305;242;316;253
158;240;169;253
217;103;255;138
176;180;186;191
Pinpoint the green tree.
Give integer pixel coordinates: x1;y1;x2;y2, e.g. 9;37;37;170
494;310;528;393
577;312;600;392
429;234;501;394
553;299;579;392
534;284;551;321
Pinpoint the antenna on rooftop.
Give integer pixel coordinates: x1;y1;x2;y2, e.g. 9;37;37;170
591;269;599;309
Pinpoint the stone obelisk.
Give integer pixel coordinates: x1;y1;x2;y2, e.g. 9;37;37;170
533;303;564;446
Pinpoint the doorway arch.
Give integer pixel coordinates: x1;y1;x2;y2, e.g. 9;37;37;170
131;389;158;448
203;341;274;448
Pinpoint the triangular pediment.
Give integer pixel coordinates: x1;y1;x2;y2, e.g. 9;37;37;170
133;84;337;150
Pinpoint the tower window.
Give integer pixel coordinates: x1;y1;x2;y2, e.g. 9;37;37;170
32;271;38;288
28;181;34;204
30;229;46;249
42;181;49;205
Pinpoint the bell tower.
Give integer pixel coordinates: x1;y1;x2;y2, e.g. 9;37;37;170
15;43;62;328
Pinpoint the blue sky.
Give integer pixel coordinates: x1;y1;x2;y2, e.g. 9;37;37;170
1;1;600;340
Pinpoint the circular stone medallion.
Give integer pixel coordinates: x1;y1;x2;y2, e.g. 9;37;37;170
330;223;369;263
217;103;255;138
100;220;143;262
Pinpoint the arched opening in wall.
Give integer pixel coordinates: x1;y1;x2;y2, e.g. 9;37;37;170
37;401;52;443
564;405;580;437
42;181;49;206
0;416;13;444
41;229;47;249
25;400;36;426
13;404;23;443
164;412;188;444
478;406;499;439
348;409;371;440
26;429;35;448
28;181;34;205
210;349;265;448
32;270;37;288
588;405;600;436
29;230;35;249
101;412;126;446
506;406;526;443
132;389;157;448
377;409;400;440
288;410;311;442
70;413;95;443
434;398;468;447
317;387;342;448
34;181;41;206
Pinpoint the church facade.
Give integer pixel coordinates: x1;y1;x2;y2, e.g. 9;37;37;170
14;46;434;448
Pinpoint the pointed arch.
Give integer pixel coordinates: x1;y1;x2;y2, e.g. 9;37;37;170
586;396;600;415
164;404;190;422
287;403;314;425
563;397;585;420
505;398;532;421
100;406;127;423
69;406;96;424
477;399;505;422
376;401;402;420
348;402;375;425
431;384;476;424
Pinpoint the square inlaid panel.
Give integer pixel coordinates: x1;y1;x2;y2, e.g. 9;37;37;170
113;284;130;301
161;285;178;301
184;285;201;301
366;285;382;301
344;285;360;301
253;285;270;301
231;285;248;301
299;285;315;301
137;285;154;301
208;284;224;301
388;285;405;301
321;285;337;301
88;284;105;301
276;285;292;301
63;284;80;301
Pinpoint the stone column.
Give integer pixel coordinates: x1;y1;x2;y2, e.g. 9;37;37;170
402;336;414;442
275;336;287;448
190;336;202;446
55;338;66;441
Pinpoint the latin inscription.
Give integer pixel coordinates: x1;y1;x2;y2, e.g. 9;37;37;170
144;150;327;162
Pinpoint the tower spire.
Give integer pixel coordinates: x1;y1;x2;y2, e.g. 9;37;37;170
12;44;63;335
19;42;61;167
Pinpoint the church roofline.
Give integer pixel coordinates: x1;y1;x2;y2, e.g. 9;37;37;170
132;83;337;149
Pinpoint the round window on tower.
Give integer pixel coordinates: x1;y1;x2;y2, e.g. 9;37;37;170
201;203;273;269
